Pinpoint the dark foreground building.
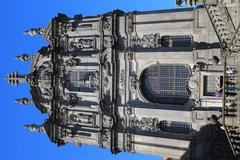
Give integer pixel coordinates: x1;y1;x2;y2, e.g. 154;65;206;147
6;0;240;159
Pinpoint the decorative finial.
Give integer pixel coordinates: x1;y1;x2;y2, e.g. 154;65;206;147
176;0;199;6
24;124;46;133
5;72;28;86
15;54;34;62
14;98;33;105
24;28;46;36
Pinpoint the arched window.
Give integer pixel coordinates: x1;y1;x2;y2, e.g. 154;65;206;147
140;64;191;105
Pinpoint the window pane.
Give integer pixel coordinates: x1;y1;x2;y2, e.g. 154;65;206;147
141;64;191;105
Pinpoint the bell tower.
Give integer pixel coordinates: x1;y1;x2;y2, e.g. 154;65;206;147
7;1;240;159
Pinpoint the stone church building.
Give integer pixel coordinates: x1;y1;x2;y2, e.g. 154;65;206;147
6;0;240;159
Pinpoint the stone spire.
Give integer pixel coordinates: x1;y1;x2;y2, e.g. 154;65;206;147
14;97;33;105
5;72;28;86
24;28;46;36
24;124;46;133
15;54;34;62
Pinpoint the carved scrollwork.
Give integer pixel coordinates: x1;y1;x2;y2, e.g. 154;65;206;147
66;94;78;105
126;105;132;116
102;130;110;145
89;72;99;91
103;16;112;32
130;33;161;48
130;117;159;132
103;77;109;88
141;34;161;48
128;13;135;33
128;52;134;61
130;34;139;47
119;69;125;89
126;133;134;152
65;57;80;67
129;71;137;90
70;39;94;50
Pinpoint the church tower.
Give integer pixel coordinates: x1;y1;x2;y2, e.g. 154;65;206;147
7;1;240;159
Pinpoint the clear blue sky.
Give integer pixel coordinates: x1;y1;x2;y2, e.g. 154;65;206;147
0;1;177;160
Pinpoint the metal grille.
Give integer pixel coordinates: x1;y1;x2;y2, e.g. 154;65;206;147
203;75;223;96
141;64;190;104
159;120;191;134
161;35;192;48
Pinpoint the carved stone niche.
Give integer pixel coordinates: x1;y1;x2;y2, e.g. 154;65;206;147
69;112;94;125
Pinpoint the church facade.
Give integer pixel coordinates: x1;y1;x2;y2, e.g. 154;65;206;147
6;1;240;160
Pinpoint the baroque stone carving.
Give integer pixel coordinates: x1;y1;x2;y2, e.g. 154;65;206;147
128;13;135;33
130;33;161;48
66;94;78;105
70;39;94;49
130;117;159;132
128;52;134;61
103;77;109;88
119;69;125;88
69;113;93;124
129;71;137;90
66;57;80;67
126;133;134;152
103;16;112;32
89;72;99;91
102;130;110;145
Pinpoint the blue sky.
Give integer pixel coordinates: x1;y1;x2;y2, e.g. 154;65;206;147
0;0;177;160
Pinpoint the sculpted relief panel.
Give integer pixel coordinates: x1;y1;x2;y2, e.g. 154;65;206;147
130;33;161;48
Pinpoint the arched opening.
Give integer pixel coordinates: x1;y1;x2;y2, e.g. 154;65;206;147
140;64;191;105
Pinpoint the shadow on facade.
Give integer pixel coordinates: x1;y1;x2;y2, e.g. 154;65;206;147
180;122;236;160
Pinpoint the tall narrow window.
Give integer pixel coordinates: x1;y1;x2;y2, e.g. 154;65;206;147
140;64;191;105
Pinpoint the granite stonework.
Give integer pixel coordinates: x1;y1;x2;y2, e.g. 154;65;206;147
6;2;240;160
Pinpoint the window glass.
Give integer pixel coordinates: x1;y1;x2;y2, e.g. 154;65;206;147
140;64;191;104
